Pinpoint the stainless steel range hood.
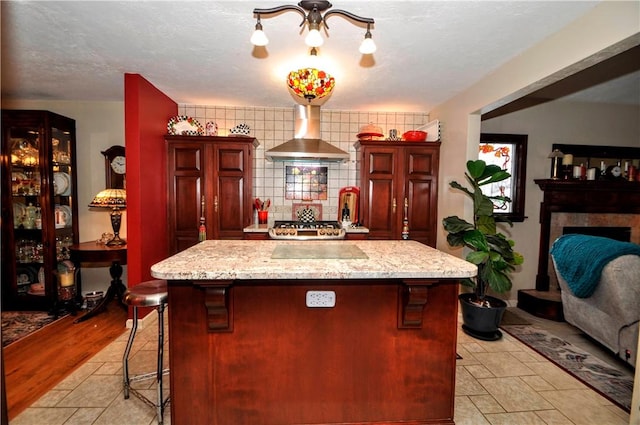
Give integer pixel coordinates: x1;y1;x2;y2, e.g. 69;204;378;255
266;105;349;163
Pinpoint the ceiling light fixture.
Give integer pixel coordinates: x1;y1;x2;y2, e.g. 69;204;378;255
250;16;269;46
251;1;376;54
359;24;376;54
287;67;335;101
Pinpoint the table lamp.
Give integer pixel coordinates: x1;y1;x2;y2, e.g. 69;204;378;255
89;188;126;246
548;149;564;180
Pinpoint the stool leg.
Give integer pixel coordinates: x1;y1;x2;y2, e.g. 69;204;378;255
122;306;138;400
156;303;165;424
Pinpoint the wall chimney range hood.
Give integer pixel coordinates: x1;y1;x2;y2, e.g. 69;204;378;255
265;105;349;163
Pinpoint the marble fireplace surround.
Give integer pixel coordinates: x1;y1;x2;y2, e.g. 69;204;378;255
547;212;640;290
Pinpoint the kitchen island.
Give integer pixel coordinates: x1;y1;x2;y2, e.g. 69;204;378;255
151;240;476;425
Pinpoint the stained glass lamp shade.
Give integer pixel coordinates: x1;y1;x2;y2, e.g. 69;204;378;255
89;189;126;246
287;68;335;102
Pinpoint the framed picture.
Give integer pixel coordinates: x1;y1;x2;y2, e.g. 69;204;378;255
479;133;528;222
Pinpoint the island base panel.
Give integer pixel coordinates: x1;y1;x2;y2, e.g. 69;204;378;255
168;280;459;424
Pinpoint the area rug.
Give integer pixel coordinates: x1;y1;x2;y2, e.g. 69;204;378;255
501;324;633;412
500;308;531;325
1;311;65;347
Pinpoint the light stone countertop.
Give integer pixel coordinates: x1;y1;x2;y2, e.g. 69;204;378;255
243;224;370;233
150;239;476;281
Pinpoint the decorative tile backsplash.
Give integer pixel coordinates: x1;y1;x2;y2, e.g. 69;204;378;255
285;165;328;200
179;105;428;224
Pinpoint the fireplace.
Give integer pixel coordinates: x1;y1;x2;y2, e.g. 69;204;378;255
547;221;638;292
562;226;631;242
518;179;640;321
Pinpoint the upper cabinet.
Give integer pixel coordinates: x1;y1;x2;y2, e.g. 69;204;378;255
1;110;79;312
166;135;258;255
355;140;440;247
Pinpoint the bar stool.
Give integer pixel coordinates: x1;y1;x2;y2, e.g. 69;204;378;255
122;279;170;424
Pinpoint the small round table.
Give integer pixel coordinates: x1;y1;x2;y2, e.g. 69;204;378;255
69;242;128;323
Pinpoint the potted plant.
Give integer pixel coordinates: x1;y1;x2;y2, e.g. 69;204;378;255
443;159;524;340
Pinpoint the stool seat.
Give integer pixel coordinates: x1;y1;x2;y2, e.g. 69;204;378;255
123;279;168;307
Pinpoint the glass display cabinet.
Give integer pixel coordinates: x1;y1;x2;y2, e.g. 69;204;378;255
1;110;79;313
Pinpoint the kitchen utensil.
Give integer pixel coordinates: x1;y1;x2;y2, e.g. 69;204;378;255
167;115;204;135
229;123;250;136
356;133;385;141
359;122;383;134
357;122;384;140
338;186;359;223
258;210;269;224
205;121;218;136
402;130;427;141
413;119;441;141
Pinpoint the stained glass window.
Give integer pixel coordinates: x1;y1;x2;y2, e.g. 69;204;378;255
479;143;514;213
478;134;528;222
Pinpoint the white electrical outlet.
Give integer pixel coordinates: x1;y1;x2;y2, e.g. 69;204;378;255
306;290;336;308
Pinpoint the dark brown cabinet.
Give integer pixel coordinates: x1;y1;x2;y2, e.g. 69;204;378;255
355;141;440;247
1;110;79;312
166;136;258;254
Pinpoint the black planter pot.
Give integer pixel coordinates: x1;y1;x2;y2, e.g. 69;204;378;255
459;293;507;341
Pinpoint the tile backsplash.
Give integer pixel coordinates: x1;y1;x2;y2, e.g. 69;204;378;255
179;105;428;224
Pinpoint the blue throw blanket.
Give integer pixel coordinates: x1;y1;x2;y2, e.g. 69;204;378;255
550;234;640;298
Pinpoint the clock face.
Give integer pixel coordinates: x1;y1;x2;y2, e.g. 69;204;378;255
111;156;126;174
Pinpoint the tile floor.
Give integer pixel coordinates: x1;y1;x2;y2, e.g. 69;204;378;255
10;308;634;425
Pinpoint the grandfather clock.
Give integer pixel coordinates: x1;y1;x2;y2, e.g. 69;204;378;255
101;145;125;189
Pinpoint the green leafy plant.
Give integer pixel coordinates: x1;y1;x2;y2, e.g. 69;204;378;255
443;160;524;306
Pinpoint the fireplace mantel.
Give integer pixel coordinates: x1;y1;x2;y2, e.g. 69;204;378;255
519;179;640;320
534;179;640;290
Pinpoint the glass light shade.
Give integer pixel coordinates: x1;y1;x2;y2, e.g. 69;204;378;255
305;28;324;47
287;68;335;101
359;36;376;54
89;189;126;246
250;28;269;46
89;189;126;209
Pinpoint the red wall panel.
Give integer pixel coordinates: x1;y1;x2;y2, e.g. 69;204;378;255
124;74;177;288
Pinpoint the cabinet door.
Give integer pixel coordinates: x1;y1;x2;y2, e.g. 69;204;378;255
167;136;256;253
167;142;205;254
361;147;399;240
49;118;79;310
213;143;251;239
404;146;439;246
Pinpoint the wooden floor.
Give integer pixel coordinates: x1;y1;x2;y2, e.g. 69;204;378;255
1;302;128;421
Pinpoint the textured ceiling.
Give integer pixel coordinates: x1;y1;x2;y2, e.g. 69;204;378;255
1;1;636;112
